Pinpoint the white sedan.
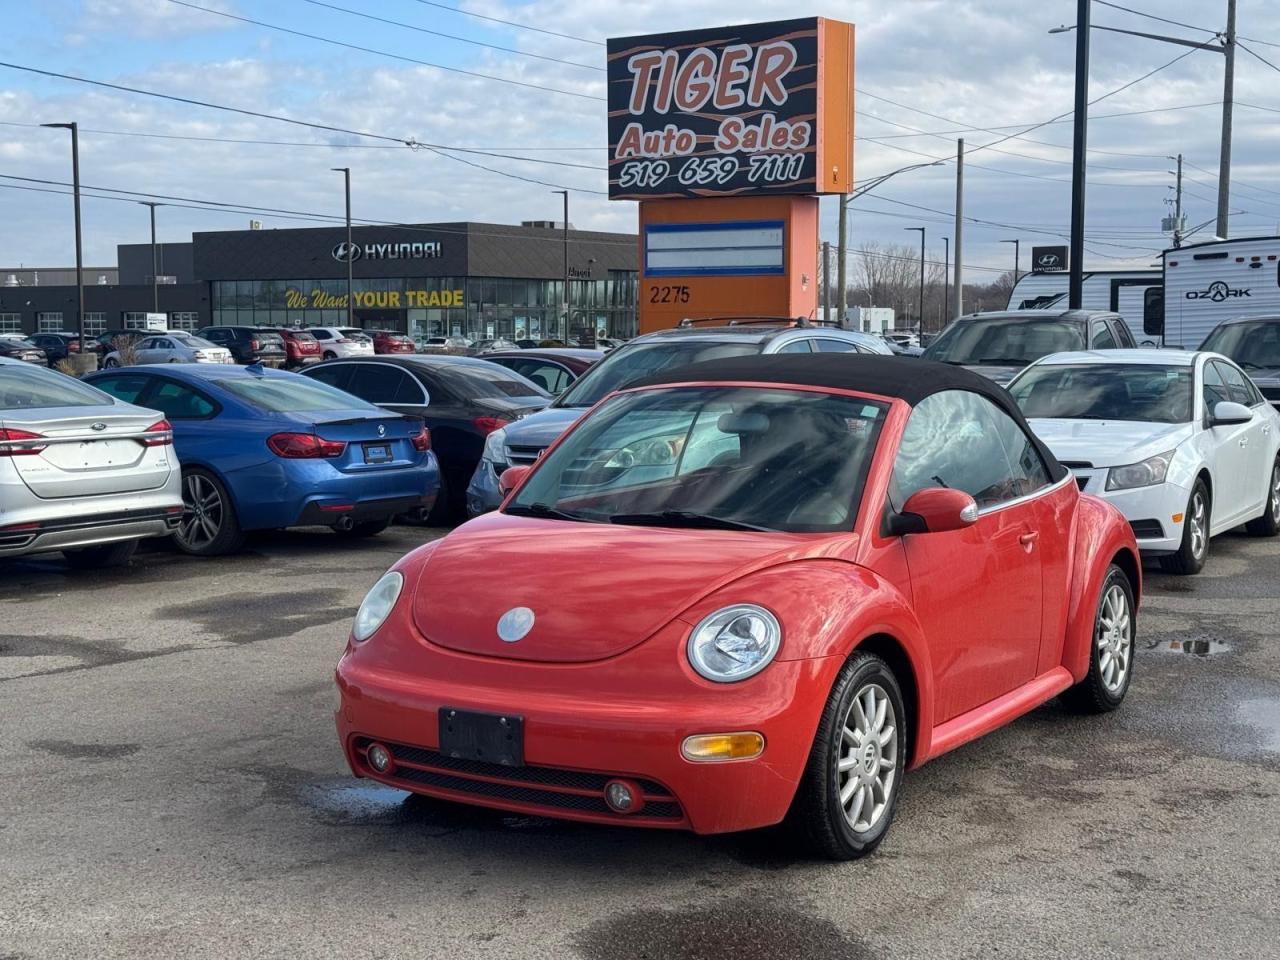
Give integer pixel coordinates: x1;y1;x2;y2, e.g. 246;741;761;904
1008;349;1280;574
105;333;233;366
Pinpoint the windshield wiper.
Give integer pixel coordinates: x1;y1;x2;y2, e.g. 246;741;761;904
610;510;774;532
505;502;584;522
976;357;1031;366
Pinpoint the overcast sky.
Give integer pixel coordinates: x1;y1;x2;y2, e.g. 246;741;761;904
2;0;1279;281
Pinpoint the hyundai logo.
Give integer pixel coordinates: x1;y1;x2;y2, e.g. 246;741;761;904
497;607;535;643
332;241;363;263
1036;253;1062;268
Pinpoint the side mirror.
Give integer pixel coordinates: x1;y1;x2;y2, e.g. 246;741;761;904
891;487;979;535
1212;400;1253;426
498;465;531;496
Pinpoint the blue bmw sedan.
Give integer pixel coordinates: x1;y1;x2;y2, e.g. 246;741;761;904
85;363;440;555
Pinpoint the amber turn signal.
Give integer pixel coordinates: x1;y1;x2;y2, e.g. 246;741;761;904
681;732;765;762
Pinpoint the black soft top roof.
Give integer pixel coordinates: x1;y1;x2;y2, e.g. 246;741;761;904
630;353;1067;482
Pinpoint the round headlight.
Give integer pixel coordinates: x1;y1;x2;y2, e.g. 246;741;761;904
352;570;404;642
687;604;781;682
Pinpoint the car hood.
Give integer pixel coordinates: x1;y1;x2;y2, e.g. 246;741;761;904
498;405;585;448
1028;418;1194;468
961;363;1023;384
411;512;844;663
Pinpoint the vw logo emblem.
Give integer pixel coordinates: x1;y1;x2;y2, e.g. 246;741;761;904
90;422;108;432
332;241;362;263
496;607;535;643
377;424;386;437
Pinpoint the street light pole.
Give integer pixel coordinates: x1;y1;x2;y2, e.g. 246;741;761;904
42;122;83;346
1001;238;1020;285
331;167;353;327
553;190;569;341
1068;0;1090;310
942;236;950;325
139;202;162;313
905;227;925;331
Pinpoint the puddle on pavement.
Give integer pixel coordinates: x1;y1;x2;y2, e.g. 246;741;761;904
1235;699;1280;753
299;781;412;824
575;904;867;960
1147;637;1229;656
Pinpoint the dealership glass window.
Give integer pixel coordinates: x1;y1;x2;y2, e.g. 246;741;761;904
123;313;152;330
36;312;64;332
83;313;106;335
169;312;199;330
0;313;20;333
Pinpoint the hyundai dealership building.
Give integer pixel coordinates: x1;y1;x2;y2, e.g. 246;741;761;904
1;220;639;342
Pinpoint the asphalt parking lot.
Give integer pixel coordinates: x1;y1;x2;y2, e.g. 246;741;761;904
2;527;1278;960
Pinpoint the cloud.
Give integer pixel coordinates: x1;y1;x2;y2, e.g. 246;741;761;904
79;0;237;39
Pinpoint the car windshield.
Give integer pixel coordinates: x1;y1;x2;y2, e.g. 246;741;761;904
337;329;372;341
430;361;549;399
218;374;379;413
0;364;114;410
555;340;761;409
1201;320;1280;370
507;386;887;533
1009;363;1193;424
2;337;39;348
923;318;1086;366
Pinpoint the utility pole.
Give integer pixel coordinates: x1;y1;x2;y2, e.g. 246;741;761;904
1001;238;1020;285
139;201;161;313
1068;0;1090;310
332;167;353;327
553;190;569;341
837;194;849;319
942;237;950;326
1217;0;1236;239
905;227;925;332
1172;153;1185;248
821;240;830;322
952;138;965;321
42;122;83;350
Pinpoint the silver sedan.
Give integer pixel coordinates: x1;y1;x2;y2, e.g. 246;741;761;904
105;333;233;366
0;358;183;567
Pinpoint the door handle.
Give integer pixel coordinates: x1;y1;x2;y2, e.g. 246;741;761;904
1240;437;1250;447
1019;531;1039;551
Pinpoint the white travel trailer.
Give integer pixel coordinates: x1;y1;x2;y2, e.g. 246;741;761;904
1150;236;1280;349
1006;269;1160;337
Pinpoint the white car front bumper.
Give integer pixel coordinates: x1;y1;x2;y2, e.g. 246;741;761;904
1071;467;1192;555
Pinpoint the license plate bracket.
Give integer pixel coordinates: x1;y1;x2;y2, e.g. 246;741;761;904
438;708;524;766
362;442;392;464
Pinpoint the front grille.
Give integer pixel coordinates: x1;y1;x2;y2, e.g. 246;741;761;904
353;737;683;821
1060;460;1094;469
1130;519;1165;539
505;444;546;466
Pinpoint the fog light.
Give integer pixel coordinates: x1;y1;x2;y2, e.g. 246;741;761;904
604;779;643;814
367;743;393;774
681;732;765;762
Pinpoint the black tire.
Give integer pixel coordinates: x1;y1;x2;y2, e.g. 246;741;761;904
1246;458;1280;537
62;539;138;569
334;518;390;538
103;357;119;368
1061;563;1136;714
323;350;337;360
173;467;246;557
1160;479;1209;575
787;652;907;860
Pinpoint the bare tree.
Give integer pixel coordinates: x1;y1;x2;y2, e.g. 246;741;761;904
851;242;920;324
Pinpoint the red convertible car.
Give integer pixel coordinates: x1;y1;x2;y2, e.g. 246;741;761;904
336;354;1139;859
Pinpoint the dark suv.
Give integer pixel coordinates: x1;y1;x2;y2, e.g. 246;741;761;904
1200;315;1280;411
28;332;83;366
921;309;1137;384
196;326;288;366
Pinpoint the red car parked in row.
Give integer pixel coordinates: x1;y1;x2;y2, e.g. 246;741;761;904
371;330;416;355
274;328;322;369
335;355;1140;859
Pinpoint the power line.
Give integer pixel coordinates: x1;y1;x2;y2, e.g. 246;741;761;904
296;0;603;72
164;0;603;102
1236;38;1280;75
0;61;603;194
1092;0;1218;35
407;0;603;47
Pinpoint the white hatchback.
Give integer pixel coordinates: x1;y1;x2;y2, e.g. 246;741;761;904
307;327;375;360
1009;349;1280;574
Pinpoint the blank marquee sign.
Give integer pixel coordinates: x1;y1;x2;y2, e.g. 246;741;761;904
644;221;785;278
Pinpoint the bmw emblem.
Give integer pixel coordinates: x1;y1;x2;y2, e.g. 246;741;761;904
497;607;535;643
377;424;386;437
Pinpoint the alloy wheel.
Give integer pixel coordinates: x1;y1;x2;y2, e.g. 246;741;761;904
837;683;898;834
177;473;224;550
1271;463;1280;525
1097;582;1133;694
1189;491;1207;559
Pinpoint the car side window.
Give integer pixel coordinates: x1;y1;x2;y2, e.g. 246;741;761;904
776;340;812;354
1215;360;1258;406
518;362;571;394
1113;320;1136;348
146;379;218;420
1090;321;1118;350
88;375;152;405
305;363;353;392
347;365;427;405
815;338;856;353
891;390;1050;510
1202;361;1228;414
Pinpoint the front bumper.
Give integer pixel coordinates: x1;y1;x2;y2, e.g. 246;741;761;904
1072;468;1190;555
465;458;503;516
336;612;840;835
